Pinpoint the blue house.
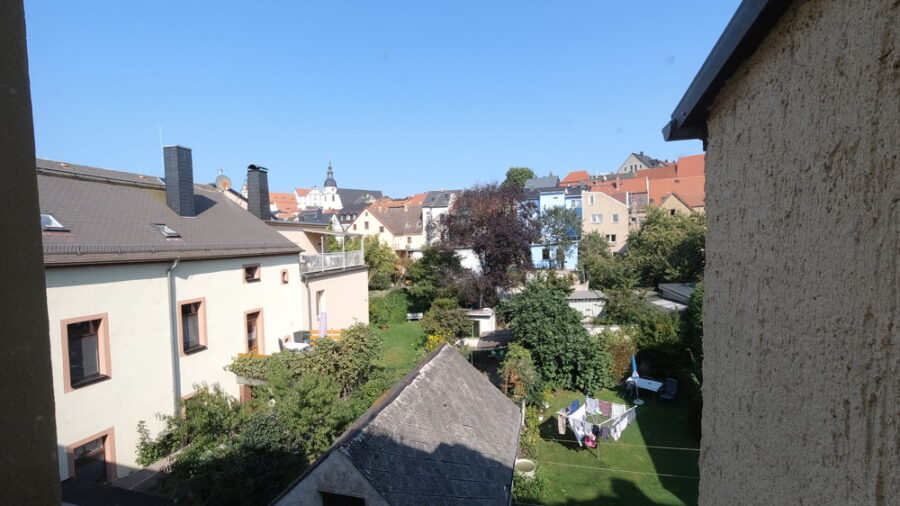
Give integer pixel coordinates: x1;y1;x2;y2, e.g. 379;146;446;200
523;177;581;270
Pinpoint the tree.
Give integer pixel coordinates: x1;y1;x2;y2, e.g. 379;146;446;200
441;184;541;305
326;234;361;253
625;207;706;287
364;235;399;290
499;343;540;402
420;297;471;339
531;270;575;296
498;281;613;392
539;206;582;269
578;232;636;291
406;245;463;310
502;167;535;189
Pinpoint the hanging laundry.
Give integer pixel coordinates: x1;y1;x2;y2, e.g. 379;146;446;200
626;407;637;424
600;426;612;440
611;402;627;418
567;399;579;415
585;397;599;415
598;400;612;417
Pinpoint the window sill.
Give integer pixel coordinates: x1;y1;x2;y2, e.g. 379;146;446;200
70;374;110;390
244;278;261;284
183;345;207;355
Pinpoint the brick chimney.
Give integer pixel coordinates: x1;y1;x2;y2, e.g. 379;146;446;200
246;164;271;220
163;145;195;217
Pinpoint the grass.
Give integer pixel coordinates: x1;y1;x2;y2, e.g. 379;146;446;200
524;388;700;506
374;321;425;373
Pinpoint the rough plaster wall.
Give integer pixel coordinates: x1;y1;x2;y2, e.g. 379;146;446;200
0;1;62;503
274;451;388;506
702;0;898;504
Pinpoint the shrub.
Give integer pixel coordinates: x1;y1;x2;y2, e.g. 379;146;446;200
368;289;411;326
420;298;471;338
520;406;542;459
499;343;540;403
599;329;638;383
513;467;549;504
424;334;449;352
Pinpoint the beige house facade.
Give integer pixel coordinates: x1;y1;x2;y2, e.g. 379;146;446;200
663;0;898;503
581;191;630;252
349;205;426;256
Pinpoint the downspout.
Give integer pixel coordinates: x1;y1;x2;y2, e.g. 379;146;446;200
300;253;312;336
166;258;182;415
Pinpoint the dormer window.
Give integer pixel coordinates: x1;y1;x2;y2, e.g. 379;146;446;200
153;224;180;238
41;213;68;232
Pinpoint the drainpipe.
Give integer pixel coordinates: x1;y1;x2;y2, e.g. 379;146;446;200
166;258;182;415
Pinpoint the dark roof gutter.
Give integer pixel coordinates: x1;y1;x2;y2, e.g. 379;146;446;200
662;0;795;144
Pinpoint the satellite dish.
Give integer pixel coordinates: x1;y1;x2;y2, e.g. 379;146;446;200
215;168;232;192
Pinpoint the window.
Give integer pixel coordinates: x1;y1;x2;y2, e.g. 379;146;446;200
670;209;677;216
316;290;325;316
591;214;603;224
180;301;206;354
243;263;261;283
542;247;551;260
320;492;365;506
64;316;110;389
281;269;289;284
612;213;619;223
41;213;68;232
589;195;594;205
353;224;357;230
406;236;412;244
246;311;262;355
66;429;115;483
606;234;617;243
152;223;180;238
364;221;369;230
379;226;384;233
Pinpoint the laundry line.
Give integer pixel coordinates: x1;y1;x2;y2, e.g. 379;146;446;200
535;460;700;480
540;436;700;451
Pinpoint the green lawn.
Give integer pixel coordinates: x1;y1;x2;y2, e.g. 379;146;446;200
374;321;425;373
527;389;700;506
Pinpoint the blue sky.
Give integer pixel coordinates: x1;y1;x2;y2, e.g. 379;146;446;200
25;1;738;198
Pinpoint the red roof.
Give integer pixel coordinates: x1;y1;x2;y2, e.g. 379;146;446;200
270;192;300;214
675;154;705;177
295;188;310;197
406;192;428;206
561;170;590;186
635;164;677;180
649;176;705;208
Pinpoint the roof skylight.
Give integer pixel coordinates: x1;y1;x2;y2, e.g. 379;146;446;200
153;223;181;238
41;213;68;232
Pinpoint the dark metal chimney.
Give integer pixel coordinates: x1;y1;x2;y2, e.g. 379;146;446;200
247;164;271;220
163;145;195;217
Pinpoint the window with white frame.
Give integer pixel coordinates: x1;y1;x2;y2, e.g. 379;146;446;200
612;213;619;223
606;234;617;243
591;214;603;223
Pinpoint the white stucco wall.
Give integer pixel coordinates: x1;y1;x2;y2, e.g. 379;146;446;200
274;451;388;506
46;254;304;480
303;268;369;331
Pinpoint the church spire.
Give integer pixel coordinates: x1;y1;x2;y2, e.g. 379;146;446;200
323;161;337;188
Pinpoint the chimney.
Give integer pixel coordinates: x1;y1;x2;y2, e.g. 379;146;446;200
246;164;271;220
163;145;195;217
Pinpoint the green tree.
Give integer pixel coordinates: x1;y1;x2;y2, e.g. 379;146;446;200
420;297;471;338
364;235;399;290
502;167;535;188
406;245;463;310
326;234;361;253
531;270;575;296
499;343;540;402
578;232;636;290
539;206;582;269
625;207;706;287
498;281;613;392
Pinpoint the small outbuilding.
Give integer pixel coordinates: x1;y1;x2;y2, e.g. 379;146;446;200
272;344;522;505
566;289;607;322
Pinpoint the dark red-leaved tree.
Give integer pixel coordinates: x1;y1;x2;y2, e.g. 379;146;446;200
441;184;540;305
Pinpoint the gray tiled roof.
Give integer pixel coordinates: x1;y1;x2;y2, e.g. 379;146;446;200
37;159;300;265
523;175;560;189
338;202;369;223
296;209;334;226
368;205;424;235
422;190;460;208
632;152;666;168
337;188;383;206
281;344;521;505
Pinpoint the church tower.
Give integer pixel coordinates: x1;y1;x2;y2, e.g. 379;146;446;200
322;162;341;210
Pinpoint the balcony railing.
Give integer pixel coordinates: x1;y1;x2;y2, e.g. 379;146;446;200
300;250;364;274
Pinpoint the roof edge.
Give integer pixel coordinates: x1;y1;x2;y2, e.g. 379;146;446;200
662;0;795;143
269;344;452;505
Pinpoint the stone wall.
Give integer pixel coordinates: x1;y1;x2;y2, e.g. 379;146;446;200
701;0;898;504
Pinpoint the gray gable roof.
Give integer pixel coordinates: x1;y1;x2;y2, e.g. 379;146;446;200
523;175;560;190
368;205;424;235
37;159;300;265
337;188;383;206
632;152;666;168
422;190;460;208
276;344;521;505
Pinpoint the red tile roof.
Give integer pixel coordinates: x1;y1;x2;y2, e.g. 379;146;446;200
270;192;300;214
561;170;590;186
590;175;705;209
295;188;310;197
674;154;705;177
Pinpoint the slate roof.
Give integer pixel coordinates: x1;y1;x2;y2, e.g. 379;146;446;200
36;159;300;265
296;209;334;226
338;202;369;223
337;188;383;206
422;190;460;208
523;175;560;190
367;204;424;235
632;152;667;169
275;344;521;505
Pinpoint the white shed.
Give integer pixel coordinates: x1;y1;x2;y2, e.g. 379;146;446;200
566;290;607;322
